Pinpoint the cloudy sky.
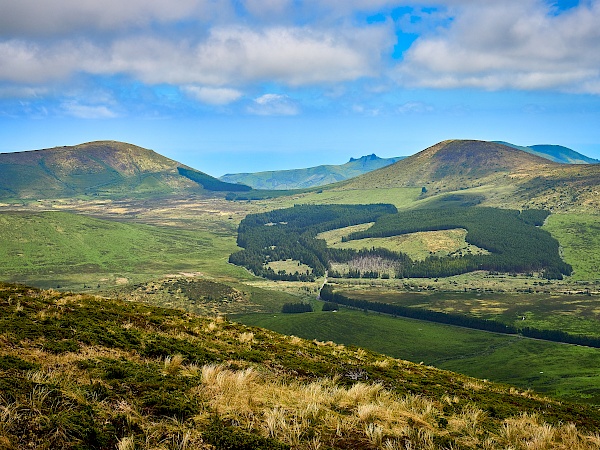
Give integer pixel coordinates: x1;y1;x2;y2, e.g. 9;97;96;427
1;0;599;175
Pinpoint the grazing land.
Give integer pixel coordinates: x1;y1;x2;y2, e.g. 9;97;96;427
319;226;489;261
236;307;600;404
333;287;600;338
543;213;600;281
0;210;242;290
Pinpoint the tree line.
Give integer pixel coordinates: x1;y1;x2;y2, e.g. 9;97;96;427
229;204;398;281
320;285;600;348
230;204;570;281
343;207;570;279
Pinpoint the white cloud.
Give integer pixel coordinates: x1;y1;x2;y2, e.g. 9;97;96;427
0;0;227;36
61;101;118;118
396;1;600;93
183;86;242;105
248;94;299;115
0;24;391;88
398;101;433;114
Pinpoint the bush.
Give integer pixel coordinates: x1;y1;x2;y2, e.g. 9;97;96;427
281;302;313;314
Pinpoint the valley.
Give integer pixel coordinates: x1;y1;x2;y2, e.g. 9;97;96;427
1;139;600;448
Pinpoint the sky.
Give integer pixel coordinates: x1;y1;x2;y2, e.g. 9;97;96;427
1;0;600;176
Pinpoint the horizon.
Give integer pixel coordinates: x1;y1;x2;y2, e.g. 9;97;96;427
1;0;599;176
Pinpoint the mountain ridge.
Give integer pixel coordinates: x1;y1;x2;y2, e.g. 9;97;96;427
495;141;599;164
219;153;405;190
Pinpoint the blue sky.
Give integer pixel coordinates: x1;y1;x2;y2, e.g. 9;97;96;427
1;0;599;176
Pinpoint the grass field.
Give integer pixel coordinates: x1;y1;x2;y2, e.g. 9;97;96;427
256;187;422;209
544;213;600;281
335;287;600;338
0;211;245;291
319;226;489;261
235;308;600;404
266;259;312;274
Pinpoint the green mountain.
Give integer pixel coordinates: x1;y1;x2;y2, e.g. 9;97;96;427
495;141;600;164
2;281;600;449
342;140;556;191
219;153;404;189
0;141;249;201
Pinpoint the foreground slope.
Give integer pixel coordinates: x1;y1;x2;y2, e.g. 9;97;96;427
1;282;600;449
0;141;248;200
219;154;404;190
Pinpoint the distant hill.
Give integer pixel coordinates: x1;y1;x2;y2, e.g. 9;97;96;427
219;154;405;190
338;140;600;212
495;141;599;164
0;141;249;200
343;140;556;192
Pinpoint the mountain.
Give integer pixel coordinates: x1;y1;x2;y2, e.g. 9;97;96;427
2;281;600;449
219;153;405;190
495;141;600;164
0;141;250;200
342;140;556;191
338;139;600;212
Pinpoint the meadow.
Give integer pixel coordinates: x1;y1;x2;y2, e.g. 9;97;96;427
235;307;600;404
333;288;600;338
0;210;244;291
543;213;600;281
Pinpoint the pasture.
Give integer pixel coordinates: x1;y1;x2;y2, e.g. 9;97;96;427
235;307;600;404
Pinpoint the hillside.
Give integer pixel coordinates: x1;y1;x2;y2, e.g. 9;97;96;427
0;141;249;200
219;154;404;190
337;140;600;212
496;142;600;164
2;282;600;449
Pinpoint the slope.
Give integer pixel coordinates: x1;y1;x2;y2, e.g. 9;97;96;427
2;281;600;449
496;141;600;164
336;140;600;212
219;154;404;189
0;141;249;200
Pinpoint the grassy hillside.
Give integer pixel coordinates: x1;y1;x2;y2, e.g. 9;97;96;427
0;211;241;290
2;282;600;449
219;154;405;190
0;141;248;200
237;307;600;404
334;140;600;213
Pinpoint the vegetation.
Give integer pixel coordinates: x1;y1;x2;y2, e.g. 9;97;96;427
3;282;600;449
177;167;252;192
229;204;398;280
543;213;600;280
321;285;600;347
236;307;600;405
344;207;570;279
231;204;570;282
0;211;242;290
281;302;313;313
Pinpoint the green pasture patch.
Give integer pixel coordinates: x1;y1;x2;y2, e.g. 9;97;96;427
256;187;422;209
266;259;312;274
0;211;243;290
544;213;600;281
321;227;489;261
235;308;600;404
336;287;600;338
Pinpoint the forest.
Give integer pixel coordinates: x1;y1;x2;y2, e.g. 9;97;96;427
344;207;570;279
229;204;398;280
230;205;571;280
